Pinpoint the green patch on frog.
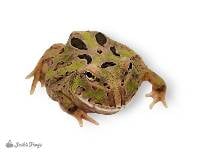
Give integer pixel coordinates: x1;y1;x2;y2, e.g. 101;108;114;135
126;79;138;93
71;76;87;93
46;60;85;80
82;32;97;49
83;89;106;103
119;49;135;57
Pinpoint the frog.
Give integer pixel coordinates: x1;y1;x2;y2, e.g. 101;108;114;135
26;31;167;126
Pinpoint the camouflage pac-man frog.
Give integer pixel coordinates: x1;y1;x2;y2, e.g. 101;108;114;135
26;31;167;126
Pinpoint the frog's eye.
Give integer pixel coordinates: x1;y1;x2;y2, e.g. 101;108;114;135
84;71;95;81
71;37;87;50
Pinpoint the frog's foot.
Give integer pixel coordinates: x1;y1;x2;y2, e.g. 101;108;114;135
26;62;43;95
144;69;168;109
72;109;99;127
146;89;167;109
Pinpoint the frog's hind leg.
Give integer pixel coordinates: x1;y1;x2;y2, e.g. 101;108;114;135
144;69;167;109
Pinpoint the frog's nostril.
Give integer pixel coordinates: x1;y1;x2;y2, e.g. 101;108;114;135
97;49;102;54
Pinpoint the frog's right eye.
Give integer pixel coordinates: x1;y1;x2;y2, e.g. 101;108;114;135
84;71;95;81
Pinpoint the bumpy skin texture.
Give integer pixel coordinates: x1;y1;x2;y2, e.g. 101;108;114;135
26;31;167;126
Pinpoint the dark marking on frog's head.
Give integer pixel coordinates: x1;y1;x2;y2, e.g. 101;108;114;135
78;54;92;64
97;49;102;54
95;32;107;46
71;37;87;50
110;46;120;57
101;62;116;68
128;63;132;70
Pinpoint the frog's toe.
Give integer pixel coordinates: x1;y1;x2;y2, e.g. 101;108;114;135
72;109;99;127
145;92;153;97
149;99;167;109
146;91;167;109
26;59;44;94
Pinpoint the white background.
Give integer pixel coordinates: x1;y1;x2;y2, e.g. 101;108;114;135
0;0;200;153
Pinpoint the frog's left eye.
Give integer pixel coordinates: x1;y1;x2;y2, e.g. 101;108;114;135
84;71;95;81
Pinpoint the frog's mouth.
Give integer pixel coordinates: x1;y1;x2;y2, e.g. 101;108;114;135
76;94;123;114
74;86;125;115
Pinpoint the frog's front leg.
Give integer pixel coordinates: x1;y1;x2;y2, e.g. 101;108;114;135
144;69;167;109
72;109;99;127
59;101;99;127
26;43;65;94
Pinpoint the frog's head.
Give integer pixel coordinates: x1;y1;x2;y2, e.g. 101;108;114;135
68;31;140;109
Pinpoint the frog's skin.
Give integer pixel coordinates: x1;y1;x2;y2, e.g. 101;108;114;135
26;31;167;126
